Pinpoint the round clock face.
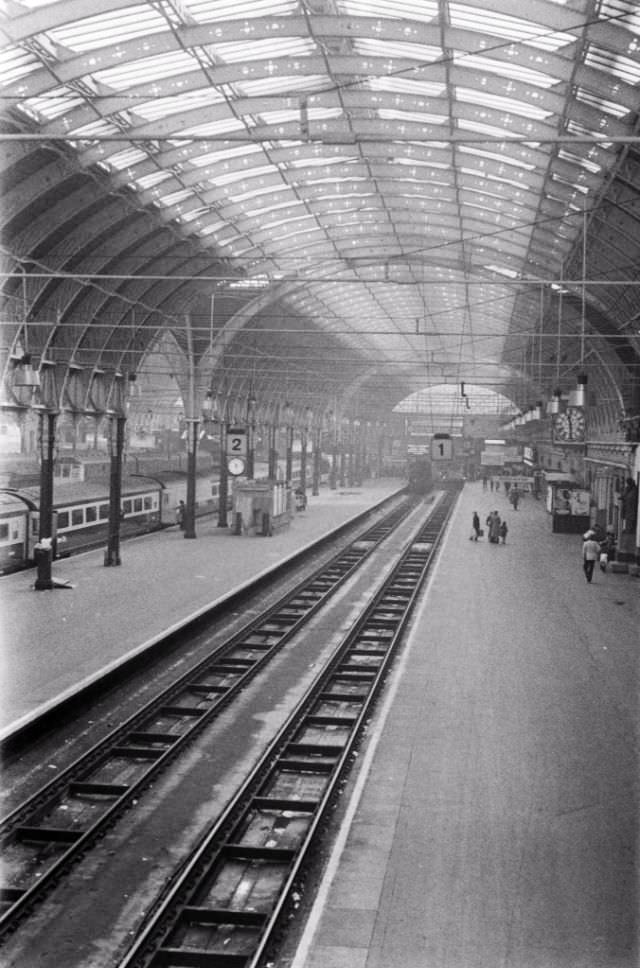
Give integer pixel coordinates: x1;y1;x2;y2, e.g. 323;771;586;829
227;456;246;476
554;407;585;441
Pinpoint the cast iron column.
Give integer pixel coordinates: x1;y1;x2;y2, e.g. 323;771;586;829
268;424;278;478
312;425;321;496
105;414;125;566
184;418;198;538
285;425;293;483
218;419;229;527
34;408;57;589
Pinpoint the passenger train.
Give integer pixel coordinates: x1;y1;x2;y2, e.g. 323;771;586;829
0;473;222;574
0;463;311;575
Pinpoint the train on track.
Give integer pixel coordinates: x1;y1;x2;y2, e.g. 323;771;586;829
0;461;318;575
0;472;224;575
406;455;434;494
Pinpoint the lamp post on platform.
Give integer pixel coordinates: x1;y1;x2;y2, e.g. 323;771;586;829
33;360;60;588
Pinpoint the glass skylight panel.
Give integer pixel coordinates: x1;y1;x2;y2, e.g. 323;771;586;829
134;90;221;123
287;153;359;168
368;76;446;99
585;45;640;85
107;147;149;169
180;117;247;138
557;148;603;174
92;51;197;91
188;0;297;23
457;87;552;121
159;188;193;207
449;4;574;51
22;89;84;121
457;117;533;141
0;47;40;87
137;170;173;190
227;181;288;204
3;0;67;7
240;197;298;219
352;38;441;63
378;108;446;126
455;53;560;88
459;145;536;170
596;0;640;35
190;143;264;166
68;118;123;137
211;37;315;64
236;74;326;98
48;6;168;52
258;106;342;126
575;87;629;119
341;0;439;23
565;117;613;149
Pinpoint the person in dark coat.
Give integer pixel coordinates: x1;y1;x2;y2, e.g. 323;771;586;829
487;510;501;544
471;511;481;540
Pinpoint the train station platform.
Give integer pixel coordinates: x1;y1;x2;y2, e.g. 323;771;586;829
291;480;640;968
0;480;403;741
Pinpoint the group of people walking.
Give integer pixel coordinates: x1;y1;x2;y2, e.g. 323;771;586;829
470;509;508;544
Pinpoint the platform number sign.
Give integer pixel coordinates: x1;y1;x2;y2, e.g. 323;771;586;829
431;433;453;461
226;427;247;457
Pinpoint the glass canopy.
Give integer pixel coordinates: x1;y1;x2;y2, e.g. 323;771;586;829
2;0;640;409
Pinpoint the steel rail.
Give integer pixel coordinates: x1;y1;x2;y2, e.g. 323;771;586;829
117;483;461;968
0;495;418;940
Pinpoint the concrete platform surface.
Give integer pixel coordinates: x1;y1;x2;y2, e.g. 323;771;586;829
292;480;640;968
0;480;402;740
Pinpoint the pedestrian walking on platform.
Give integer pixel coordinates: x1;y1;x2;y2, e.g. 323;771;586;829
499;520;508;544
599;528;616;571
486;510;501;544
176;500;186;530
470;511;481;541
582;531;600;582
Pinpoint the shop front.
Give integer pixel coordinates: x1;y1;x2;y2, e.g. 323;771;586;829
544;472;591;534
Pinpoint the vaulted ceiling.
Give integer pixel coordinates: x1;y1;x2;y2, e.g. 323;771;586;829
2;0;640;427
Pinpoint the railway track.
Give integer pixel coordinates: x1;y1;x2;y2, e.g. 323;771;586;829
118;484;461;968
0;494;420;941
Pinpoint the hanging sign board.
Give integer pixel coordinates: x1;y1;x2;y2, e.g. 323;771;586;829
226;426;247;457
431;434;453;461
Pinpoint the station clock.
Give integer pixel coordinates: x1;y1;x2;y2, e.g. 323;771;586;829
553;407;586;442
227;456;246;476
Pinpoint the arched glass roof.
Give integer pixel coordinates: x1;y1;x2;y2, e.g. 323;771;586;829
2;0;640;417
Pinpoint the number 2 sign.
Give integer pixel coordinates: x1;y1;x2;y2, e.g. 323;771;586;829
226;427;247;457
